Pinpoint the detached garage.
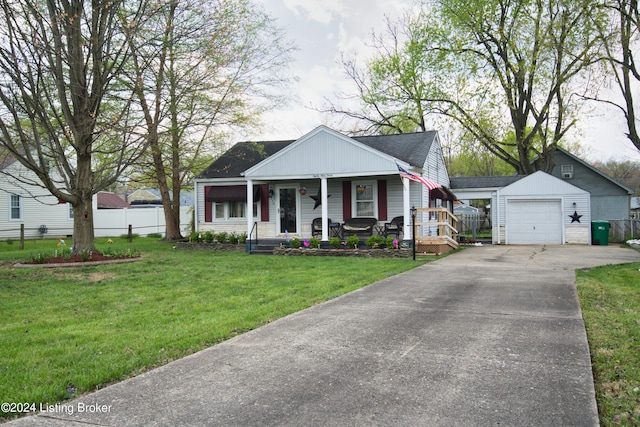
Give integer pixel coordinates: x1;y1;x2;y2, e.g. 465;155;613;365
492;171;591;245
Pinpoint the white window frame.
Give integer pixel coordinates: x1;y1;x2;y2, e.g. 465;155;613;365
211;201;259;221
9;194;22;221
352;181;377;218
67;203;74;220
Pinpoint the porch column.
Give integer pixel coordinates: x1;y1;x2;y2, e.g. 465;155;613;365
321;177;329;241
402;177;411;239
246;179;254;238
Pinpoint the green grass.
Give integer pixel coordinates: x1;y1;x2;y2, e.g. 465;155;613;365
0;237;426;419
577;261;640;426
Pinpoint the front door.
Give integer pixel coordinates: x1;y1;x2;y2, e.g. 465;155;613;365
277;187;298;235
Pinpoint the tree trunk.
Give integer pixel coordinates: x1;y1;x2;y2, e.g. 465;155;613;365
71;195;97;255
70;150;97;254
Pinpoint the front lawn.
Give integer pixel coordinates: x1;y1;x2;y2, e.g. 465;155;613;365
577;262;640;427
0;237;425;419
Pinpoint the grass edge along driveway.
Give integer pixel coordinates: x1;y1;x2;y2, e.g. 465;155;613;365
577;260;640;427
0;237;430;420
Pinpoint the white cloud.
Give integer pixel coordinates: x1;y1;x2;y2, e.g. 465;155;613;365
282;0;346;25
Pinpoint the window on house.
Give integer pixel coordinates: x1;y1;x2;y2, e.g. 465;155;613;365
214;203;225;219
10;194;22;220
561;165;573;179
354;182;376;217
68;203;74;220
212;201;258;220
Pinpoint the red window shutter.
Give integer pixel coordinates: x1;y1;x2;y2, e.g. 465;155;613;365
260;184;269;222
204;186;212;222
342;181;352;220
377;180;387;221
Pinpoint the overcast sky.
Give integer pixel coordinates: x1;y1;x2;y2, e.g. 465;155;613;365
249;0;640;163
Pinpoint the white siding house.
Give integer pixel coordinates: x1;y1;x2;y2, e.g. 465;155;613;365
1;158;192;240
194;126;453;243
0;160;73;240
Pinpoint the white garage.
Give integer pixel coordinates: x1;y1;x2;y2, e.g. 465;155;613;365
492;172;591;245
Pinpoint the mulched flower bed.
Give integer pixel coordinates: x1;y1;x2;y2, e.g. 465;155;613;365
14;252;142;268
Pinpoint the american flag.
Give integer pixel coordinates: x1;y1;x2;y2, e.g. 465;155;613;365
397;164;442;190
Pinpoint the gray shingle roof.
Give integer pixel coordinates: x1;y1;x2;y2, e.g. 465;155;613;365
449;176;525;189
354;131;437;167
197;131;437;179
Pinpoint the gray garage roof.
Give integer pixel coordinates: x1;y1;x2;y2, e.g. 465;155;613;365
450;176;525;190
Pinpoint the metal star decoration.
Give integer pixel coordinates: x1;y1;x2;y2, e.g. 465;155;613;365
569;211;583;223
309;188;330;210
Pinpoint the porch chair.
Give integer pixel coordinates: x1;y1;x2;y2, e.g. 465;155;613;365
384;216;404;239
311;217;332;238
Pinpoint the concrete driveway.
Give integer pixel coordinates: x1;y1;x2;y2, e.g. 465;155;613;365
8;244;640;426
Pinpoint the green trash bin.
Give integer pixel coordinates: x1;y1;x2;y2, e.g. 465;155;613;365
591;221;610;246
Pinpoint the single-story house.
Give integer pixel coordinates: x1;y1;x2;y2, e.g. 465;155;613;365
194;126;455;246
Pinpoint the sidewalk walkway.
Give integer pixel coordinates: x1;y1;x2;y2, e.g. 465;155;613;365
9;245;640;426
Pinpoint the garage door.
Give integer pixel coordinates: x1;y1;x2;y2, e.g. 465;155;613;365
507;200;562;244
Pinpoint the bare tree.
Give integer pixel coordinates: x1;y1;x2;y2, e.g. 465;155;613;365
121;0;294;240
594;0;640;152
0;0;147;253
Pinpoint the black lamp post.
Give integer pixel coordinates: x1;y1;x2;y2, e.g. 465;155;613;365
410;205;417;261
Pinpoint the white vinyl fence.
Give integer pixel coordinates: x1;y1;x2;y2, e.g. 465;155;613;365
1;206;192;240
94;206;192;237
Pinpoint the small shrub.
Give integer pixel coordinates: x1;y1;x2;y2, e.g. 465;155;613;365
146;232;162;239
228;232;240;245
202;231;215;243
309;237;321;248
30;253;47;264
329;237;341;249
345;235;359;249
366;235;385;249
6;239;14;245
215;232;228;243
189;231;201;242
385;237;396;248
238;232;248;244
79;250;93;262
290;238;301;248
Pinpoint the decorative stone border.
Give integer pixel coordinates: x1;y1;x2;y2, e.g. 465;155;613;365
273;247;411;258
13;257;143;268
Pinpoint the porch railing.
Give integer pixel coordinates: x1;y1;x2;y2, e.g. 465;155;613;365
248;221;258;253
414;207;459;249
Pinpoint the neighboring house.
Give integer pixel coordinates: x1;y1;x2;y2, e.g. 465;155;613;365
127;188;194;208
194;126;452;242
632;197;640;218
0;158;73;240
97;192;130;209
549;147;632;220
0;157;190;240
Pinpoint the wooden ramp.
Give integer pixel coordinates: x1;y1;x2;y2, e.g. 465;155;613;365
414;208;459;254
